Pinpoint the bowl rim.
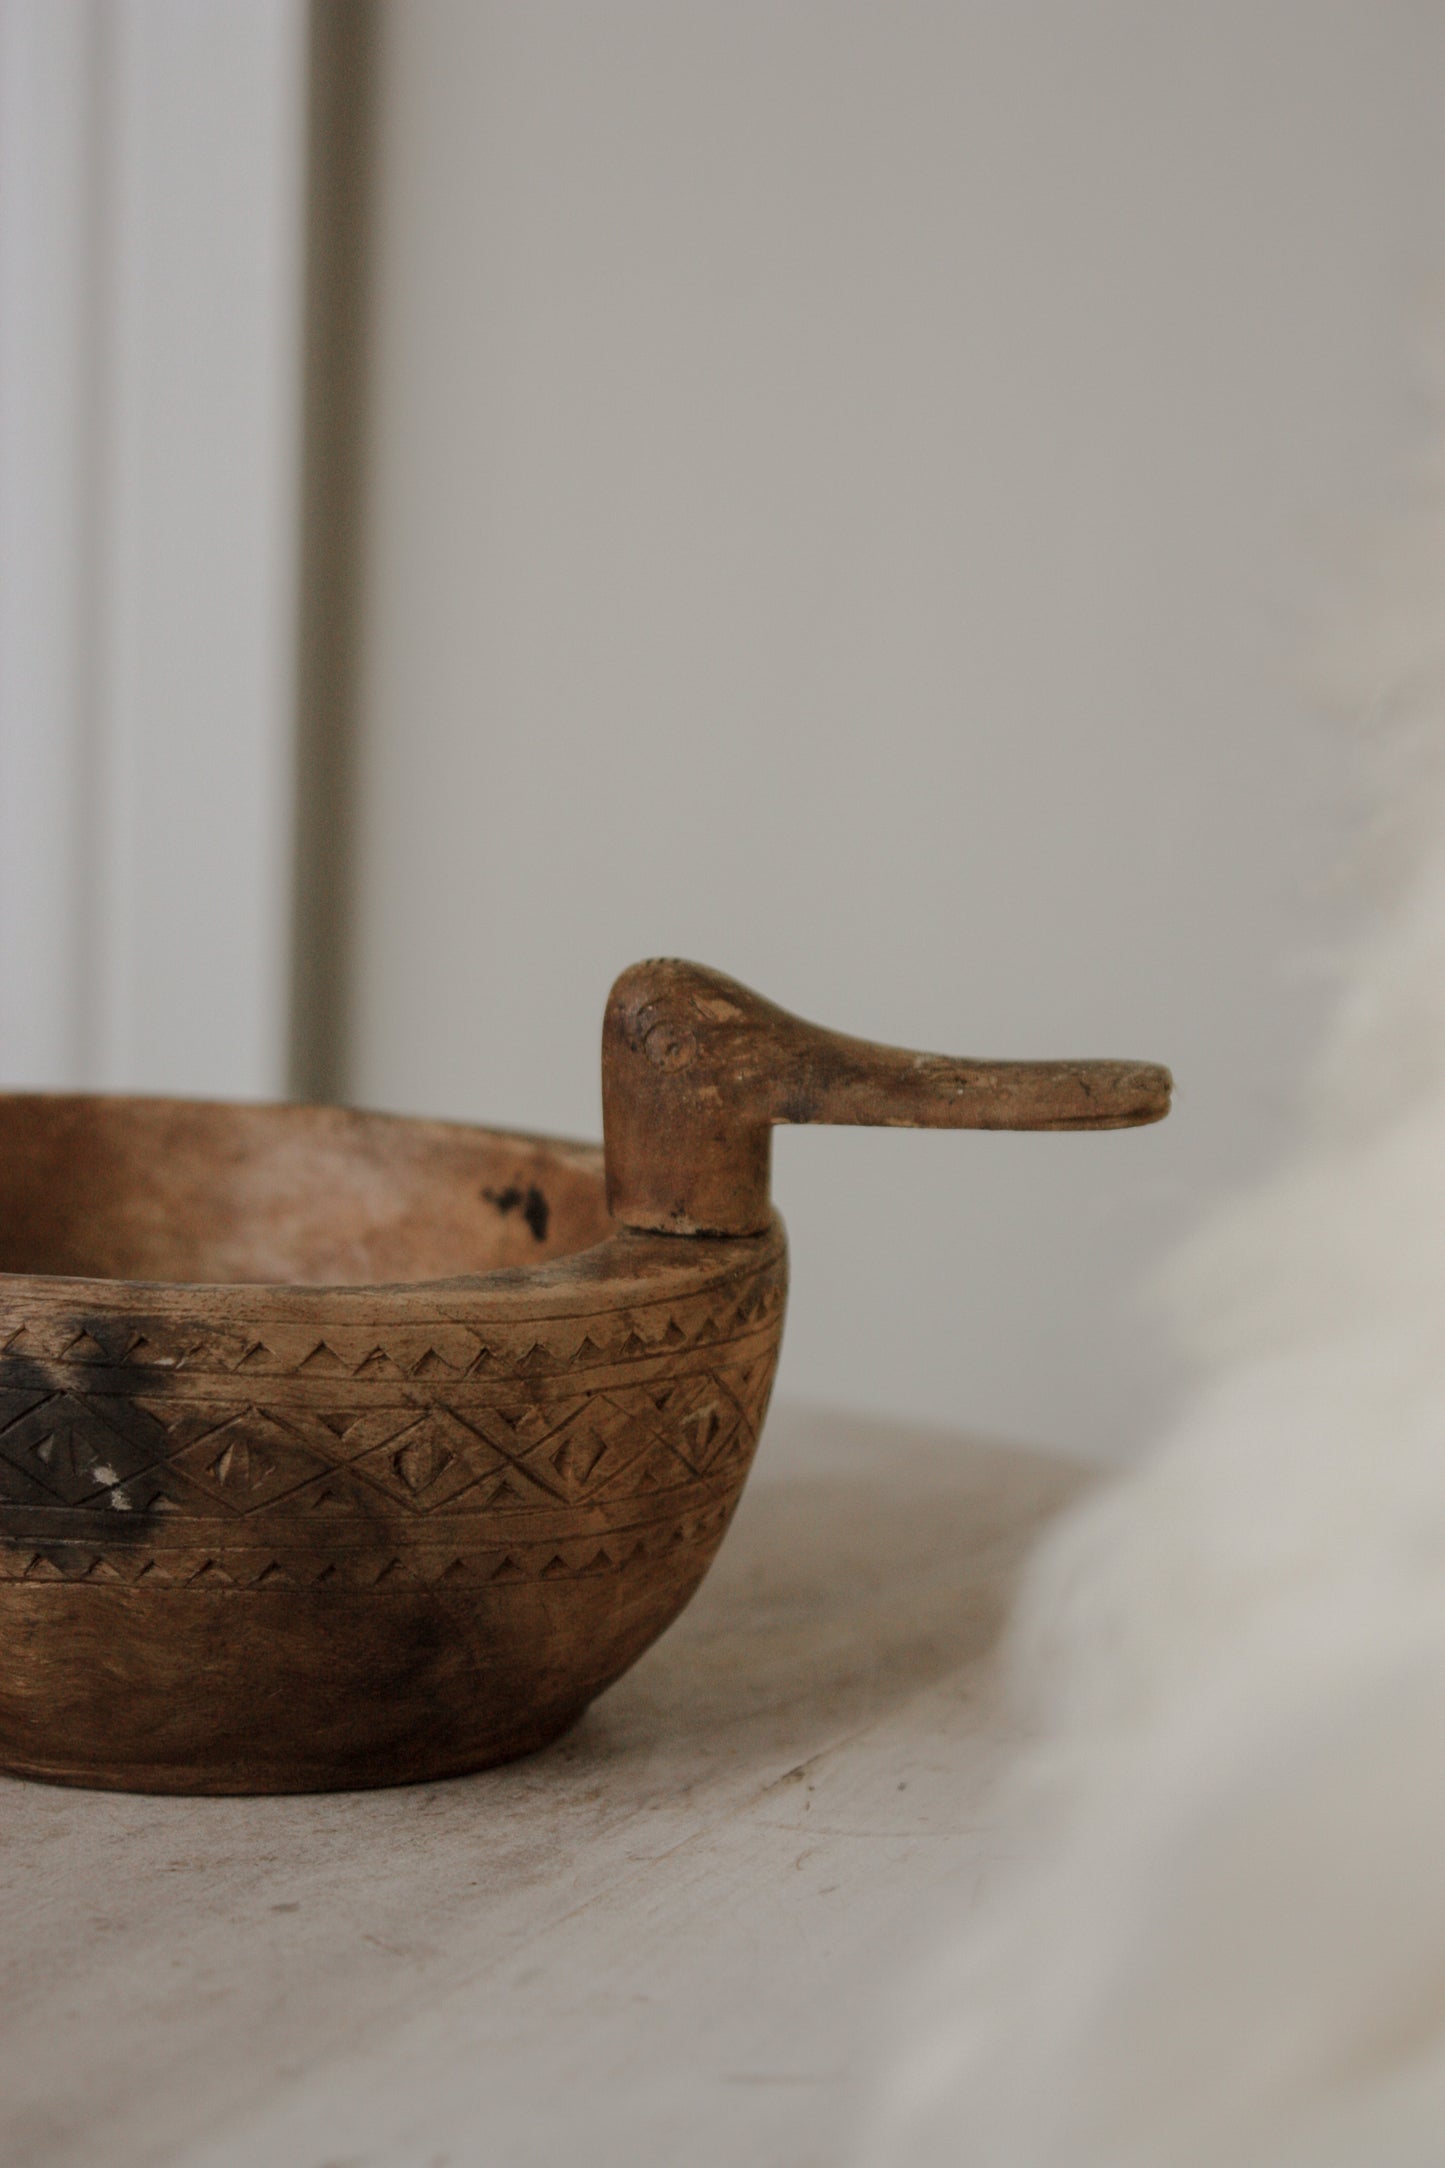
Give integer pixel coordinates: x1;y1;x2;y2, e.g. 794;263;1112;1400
0;1090;784;1307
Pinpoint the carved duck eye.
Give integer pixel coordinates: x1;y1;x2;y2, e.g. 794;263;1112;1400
642;1018;697;1072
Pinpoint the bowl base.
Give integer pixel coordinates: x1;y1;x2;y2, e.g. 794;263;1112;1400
0;1701;590;1796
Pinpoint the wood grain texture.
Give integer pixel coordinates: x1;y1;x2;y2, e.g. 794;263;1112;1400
0;957;1165;1795
0;1101;784;1792
603;958;1171;1234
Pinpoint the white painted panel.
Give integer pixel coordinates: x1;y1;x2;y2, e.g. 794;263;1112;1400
0;1;101;1084
0;0;309;1099
94;0;308;1097
349;0;1445;1457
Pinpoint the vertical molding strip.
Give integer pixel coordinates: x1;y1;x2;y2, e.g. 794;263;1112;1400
291;0;376;1104
0;1;103;1085
0;0;310;1098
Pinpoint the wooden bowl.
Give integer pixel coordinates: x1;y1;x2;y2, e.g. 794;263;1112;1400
0;961;1168;1792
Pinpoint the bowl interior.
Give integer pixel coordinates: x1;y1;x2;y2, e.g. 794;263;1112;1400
0;1096;613;1288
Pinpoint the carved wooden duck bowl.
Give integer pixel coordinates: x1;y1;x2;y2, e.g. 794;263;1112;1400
0;961;1169;1793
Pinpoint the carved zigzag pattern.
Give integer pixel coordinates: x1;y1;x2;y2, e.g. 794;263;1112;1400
0;1353;775;1523
0;1492;740;1590
0;1276;785;1383
0;1258;783;1591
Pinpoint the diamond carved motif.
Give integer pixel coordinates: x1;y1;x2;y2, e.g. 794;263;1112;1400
550;1425;607;1492
393;1430;455;1495
173;1413;329;1512
352;1411;497;1510
677;1400;728;1471
0;1248;786;1616
0;1394;158;1503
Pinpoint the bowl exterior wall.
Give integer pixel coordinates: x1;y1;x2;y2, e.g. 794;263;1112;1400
0;1226;785;1791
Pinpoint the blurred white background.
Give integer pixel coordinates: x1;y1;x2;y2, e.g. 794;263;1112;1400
4;0;1444;1458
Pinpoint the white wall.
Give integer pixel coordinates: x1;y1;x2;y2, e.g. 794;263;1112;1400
347;0;1445;1457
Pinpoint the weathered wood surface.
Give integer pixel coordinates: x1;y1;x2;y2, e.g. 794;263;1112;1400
0;1403;1087;2168
604;957;1171;1235
0;1103;787;1791
0;957;1162;1794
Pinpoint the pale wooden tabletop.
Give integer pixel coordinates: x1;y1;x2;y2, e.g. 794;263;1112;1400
0;1402;1084;2168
